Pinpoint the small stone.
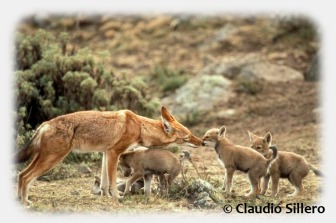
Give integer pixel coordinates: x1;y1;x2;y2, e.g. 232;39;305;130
70;190;80;196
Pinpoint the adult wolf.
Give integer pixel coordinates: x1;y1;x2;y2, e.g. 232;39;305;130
16;107;203;206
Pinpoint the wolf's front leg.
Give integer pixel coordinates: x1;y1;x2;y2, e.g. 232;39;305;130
100;152;110;196
106;150;122;199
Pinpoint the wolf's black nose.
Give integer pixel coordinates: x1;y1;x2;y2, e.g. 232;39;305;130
201;142;206;146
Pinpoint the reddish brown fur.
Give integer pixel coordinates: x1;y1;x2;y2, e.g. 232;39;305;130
16;107;203;206
202;126;277;198
248;131;322;197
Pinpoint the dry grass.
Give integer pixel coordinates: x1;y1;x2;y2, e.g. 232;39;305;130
14;15;322;214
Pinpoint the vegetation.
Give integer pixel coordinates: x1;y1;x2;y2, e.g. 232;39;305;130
14;15;321;213
15;30;159;162
149;65;187;96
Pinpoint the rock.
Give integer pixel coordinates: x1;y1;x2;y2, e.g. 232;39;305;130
199;24;239;51
187;179;214;194
161;75;233;117
235;69;264;94
202;54;303;83
217;109;237;119
241;62;303;82
160;67;282;115
186;179;217;209
193;192;217;209
200;53;262;78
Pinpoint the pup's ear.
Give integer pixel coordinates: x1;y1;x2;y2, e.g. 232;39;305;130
263;132;272;145
218;126;227;138
248;131;257;142
161;106;175;122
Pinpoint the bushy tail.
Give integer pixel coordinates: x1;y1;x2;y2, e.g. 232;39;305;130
266;145;278;167
15;129;40;163
309;164;323;177
16;140;35;163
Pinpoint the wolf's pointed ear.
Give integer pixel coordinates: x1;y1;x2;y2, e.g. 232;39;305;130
161;106;175;122
218;126;226;138
248;131;257;142
162;119;173;134
264;132;272;145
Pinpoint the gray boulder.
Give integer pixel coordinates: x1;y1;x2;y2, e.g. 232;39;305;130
186;179;217;209
161;75;233;117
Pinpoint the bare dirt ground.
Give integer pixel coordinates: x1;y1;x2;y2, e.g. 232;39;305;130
15;15;322;214
15;80;322;214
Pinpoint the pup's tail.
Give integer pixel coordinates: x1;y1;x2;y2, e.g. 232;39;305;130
179;150;191;162
309;164;323;177
180;150;201;178
266;145;278;167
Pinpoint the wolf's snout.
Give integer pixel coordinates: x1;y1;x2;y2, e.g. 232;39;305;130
201;141;206;146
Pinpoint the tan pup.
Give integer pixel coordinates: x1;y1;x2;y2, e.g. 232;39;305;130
248;131;322;197
119;147;186;195
16;107;203;206
201;126;278;198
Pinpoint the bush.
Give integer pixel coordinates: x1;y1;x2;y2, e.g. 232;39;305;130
15;30;159;163
181;110;201;127
150;65;187;95
272;15;318;44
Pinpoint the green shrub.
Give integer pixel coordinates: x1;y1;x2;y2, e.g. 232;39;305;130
150;65;187;95
15;30;159;163
181;110;201;127
273;16;318;45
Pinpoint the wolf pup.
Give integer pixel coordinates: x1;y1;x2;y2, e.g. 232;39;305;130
119;147;186;195
201;126;278;198
248;131;322;197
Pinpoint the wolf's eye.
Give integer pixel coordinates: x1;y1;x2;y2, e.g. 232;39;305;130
257;146;262;150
